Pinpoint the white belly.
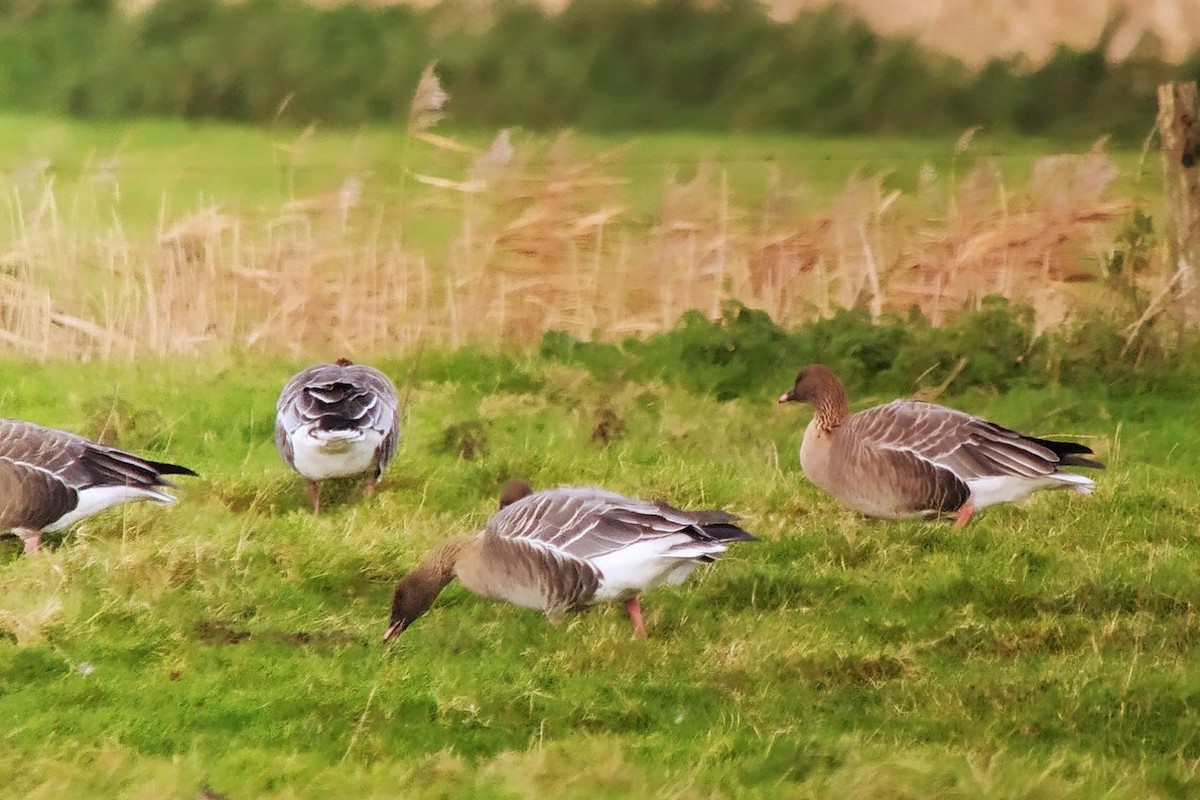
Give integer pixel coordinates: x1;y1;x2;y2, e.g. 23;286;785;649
290;427;383;480
589;538;711;602
47;486;174;532
967;473;1094;510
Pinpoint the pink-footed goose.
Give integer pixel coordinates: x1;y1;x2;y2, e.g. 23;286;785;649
498;477;534;509
778;364;1103;527
0;419;197;554
275;358;400;513
385;483;756;640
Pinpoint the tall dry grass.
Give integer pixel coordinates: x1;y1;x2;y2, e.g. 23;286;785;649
0;119;1142;361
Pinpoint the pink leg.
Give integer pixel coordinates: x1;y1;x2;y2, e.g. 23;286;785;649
953;502;976;529
305;480;321;515
625;597;648;639
17;528;41;555
363;474;377;500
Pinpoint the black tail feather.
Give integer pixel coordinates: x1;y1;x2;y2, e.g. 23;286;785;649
1028;435;1104;470
700;522;757;543
145;459;200;478
1060;454;1105;470
651;499;757;542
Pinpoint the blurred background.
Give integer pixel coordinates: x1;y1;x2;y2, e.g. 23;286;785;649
1;0;1197;137
1;0;1197;360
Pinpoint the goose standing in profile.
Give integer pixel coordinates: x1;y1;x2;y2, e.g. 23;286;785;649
0;419;197;554
275;358;400;514
385;484;756;640
778;364;1103;527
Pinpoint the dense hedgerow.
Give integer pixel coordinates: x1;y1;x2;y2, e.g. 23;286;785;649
0;0;1195;140
539;299;1200;403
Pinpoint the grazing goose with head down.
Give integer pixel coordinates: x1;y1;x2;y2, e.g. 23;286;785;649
275;358;400;514
778;364;1103;527
498;477;534;509
385;484;756;640
0;419;197;554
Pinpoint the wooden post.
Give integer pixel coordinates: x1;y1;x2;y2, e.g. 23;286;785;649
1156;82;1200;330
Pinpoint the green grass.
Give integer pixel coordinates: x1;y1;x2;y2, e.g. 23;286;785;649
1;352;1198;798
0;113;1159;235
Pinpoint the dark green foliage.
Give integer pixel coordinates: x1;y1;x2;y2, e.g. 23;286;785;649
550;301;958;400
0;0;1192;139
1045;312;1130;389
1;0;434;122
1103;207;1156;282
789;308;913;394
1041;305;1200;399
891;296;1039;394
630;302;796;401
537;294;1200;408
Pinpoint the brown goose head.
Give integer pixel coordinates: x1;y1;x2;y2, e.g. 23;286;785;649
498;478;534;510
384;574;437;641
778;364;850;428
383;539;466;641
778;364;843;404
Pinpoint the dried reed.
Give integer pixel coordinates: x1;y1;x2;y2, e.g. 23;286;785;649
0;132;1139;361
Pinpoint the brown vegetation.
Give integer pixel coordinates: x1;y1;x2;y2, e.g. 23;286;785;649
773;0;1200;66
0;125;1147;361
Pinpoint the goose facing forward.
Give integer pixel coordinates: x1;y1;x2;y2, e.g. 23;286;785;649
385;485;756;640
778;364;1103;527
275;358;400;514
0;419;197;554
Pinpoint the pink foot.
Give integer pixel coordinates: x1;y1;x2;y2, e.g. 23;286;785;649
625;597;647;639
953;502;976;529
18;529;41;555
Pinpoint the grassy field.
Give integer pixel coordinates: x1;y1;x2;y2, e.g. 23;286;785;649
2;350;1199;798
0;114;1156;230
0;112;1194;796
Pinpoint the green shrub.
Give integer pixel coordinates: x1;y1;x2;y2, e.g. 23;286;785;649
789;308;913;394
628;301;796;401
542;298;1200;405
890;297;1039;394
0;0;1193;139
